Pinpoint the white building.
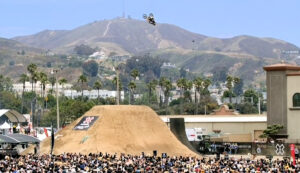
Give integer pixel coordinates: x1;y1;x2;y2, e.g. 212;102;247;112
161;62;176;68
13;81;72;96
64;89;124;100
89;51;107;61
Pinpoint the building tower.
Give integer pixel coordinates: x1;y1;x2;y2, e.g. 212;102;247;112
264;62;300;142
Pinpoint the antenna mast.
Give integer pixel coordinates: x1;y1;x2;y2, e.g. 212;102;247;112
122;0;125;18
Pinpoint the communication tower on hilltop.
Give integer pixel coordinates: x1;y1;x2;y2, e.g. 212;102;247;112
122;0;126;18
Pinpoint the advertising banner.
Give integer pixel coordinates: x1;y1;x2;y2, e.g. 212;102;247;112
73;116;99;130
290;144;296;166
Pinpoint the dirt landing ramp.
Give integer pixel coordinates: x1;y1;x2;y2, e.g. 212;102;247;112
27;105;197;156
169;118;199;153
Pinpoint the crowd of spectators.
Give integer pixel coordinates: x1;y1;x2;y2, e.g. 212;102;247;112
0;152;299;172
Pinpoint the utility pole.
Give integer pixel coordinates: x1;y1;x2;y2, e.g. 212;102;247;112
52;69;60;129
258;97;261;115
116;67;120;105
55;69;60;130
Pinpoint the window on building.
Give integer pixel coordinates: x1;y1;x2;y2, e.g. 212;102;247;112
293;93;300;107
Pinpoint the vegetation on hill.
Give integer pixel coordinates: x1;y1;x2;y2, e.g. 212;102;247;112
3;18;300;86
13;19;300;59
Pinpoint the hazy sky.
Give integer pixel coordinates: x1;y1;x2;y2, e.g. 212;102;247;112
0;0;299;46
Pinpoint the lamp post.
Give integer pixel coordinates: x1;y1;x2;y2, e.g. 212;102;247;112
51;69;60;129
116;67;120;105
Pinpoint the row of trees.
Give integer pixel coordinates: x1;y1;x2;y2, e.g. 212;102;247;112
18;64;69;113
23;63;104;98
0;57;265;127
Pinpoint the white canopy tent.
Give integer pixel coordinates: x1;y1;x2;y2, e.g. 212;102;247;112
0;109;27;123
0;121;11;129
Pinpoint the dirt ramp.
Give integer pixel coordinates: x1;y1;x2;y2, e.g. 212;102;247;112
34;105;197;156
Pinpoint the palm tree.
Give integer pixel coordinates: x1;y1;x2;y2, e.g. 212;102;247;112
128;81;136;104
32;72;39;93
59;78;67;96
39;72;48;98
177;78;187;114
93;80;102;99
130;69;140;102
226;76;240;103
49;76;56;94
163;79;172;106
185;80;193;102
193;77;211;114
78;75;87;98
147;79;158;104
159;77;167;107
193;77;203;104
27;63;37;92
19;74;29;113
112;77;122;103
203;79;211;94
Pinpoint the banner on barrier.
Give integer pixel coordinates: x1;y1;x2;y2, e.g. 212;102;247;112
73;116;99;130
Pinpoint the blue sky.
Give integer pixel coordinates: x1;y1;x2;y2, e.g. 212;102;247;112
0;0;299;46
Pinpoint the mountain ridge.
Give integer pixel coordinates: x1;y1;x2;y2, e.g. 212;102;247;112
13;18;300;58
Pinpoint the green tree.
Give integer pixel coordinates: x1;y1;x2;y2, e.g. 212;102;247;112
193;77;203;114
19;74;29;113
0;75;11;91
27;63;37;91
41;99;95;127
184;80;193;102
82;60;99;77
259;124;284;142
0;91;22;112
194;78;211;114
243;89;260;105
112;77;122;104
226;75;240;103
78;75;87;98
130;69;140;102
237;102;258;114
74;44;95;56
177;78;188;114
223;90;236;98
162;79;172;106
0;75;4;91
3;77;12;91
32;72;39;93
159;77;167;107
179;68;187;78
49;76;56;94
147;79;158;104
93;80;102;99
39;72;48;98
128;81;136;104
130;69;140;80
125;55;163;79
59;78;68;96
233;78;244;96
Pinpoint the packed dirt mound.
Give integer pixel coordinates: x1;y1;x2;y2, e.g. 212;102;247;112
29;105;197;156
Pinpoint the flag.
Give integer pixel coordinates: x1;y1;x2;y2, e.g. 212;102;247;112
50;122;55;155
290;144;296;166
44;128;48;137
